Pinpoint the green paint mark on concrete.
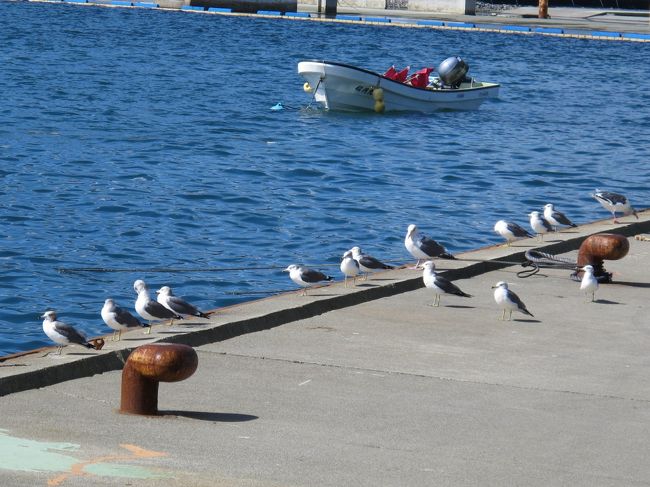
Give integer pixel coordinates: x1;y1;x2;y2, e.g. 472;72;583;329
0;430;168;479
0;430;79;473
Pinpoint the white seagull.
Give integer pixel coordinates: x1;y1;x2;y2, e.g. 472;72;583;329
543;203;577;231
134;279;182;333
350;246;394;280
156;286;209;319
529;211;553;241
580;265;599;302
101;298;148;341
41;310;98;354
494;220;533;246
405;224;455;267
283;264;333;295
592;190;638;223
421;261;472;307
340;251;360;287
491;281;534;321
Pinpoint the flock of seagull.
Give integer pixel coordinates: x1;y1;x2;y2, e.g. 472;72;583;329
40;190;637;354
41;280;210;354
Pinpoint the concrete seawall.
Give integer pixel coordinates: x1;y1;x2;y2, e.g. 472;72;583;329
3;212;650;397
29;0;650;40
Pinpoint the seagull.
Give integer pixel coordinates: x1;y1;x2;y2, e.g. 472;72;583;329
134;279;182;333
156;286;209;320
592;190;638;223
421;261;471;307
580;265;599;302
41;310;98;354
529;211;553;241
405;224;455;267
340;250;360;287
543;203;577;231
491;281;534;321
494;220;533;246
350;246;394;280
101;298;148;341
283;264;333;295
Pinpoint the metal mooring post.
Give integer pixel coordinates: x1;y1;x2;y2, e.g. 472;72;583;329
120;343;198;416
576;233;629;281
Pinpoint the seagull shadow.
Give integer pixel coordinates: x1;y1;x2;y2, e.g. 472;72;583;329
512;318;542;324
160;410;258;422
355;283;379;288
443;305;476;309
593;299;621;305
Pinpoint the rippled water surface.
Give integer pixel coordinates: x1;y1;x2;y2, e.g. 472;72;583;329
1;2;649;354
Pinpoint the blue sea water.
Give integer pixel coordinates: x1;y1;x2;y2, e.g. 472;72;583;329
1;2;649;355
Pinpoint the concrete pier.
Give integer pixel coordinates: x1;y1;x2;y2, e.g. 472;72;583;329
2;212;650;485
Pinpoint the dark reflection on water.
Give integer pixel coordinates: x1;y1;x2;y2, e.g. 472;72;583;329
0;2;649;354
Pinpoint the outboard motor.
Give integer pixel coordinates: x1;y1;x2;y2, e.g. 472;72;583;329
437;56;469;88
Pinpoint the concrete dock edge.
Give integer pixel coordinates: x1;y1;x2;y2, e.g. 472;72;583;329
2;215;649;397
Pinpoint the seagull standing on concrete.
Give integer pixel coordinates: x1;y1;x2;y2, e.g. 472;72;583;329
156;286;209;319
340;250;360;287
529;211;553;241
494;220;533;246
41;310;97;354
405;224;455;266
580;265;599;302
134;279;182;333
283;264;333;295
491;281;534;321
101;298;148;341
543;203;577;231
592;190;638;223
421;261;472;307
350;246;394;280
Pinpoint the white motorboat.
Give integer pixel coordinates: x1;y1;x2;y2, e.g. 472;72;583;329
298;58;500;113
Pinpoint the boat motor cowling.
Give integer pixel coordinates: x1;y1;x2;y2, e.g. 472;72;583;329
437;56;469;87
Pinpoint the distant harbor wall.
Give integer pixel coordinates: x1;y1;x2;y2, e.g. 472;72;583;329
298;0;475;15
191;0;297;12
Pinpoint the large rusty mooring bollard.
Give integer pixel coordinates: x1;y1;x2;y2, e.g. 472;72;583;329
576;233;629;282
120;343;198;416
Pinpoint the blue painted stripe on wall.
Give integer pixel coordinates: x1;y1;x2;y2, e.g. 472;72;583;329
622;32;650;40
500;25;531;32
590;31;621;37
446;22;475;28
416;20;444;27
534;27;563;34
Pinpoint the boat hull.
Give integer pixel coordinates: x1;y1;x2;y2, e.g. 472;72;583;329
298;60;499;113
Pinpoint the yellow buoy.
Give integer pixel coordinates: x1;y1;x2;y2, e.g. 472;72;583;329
374;100;385;113
303;82;313;93
372;87;384;101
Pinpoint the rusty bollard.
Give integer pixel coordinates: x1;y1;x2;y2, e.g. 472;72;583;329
576;233;629;282
120;343;198;416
